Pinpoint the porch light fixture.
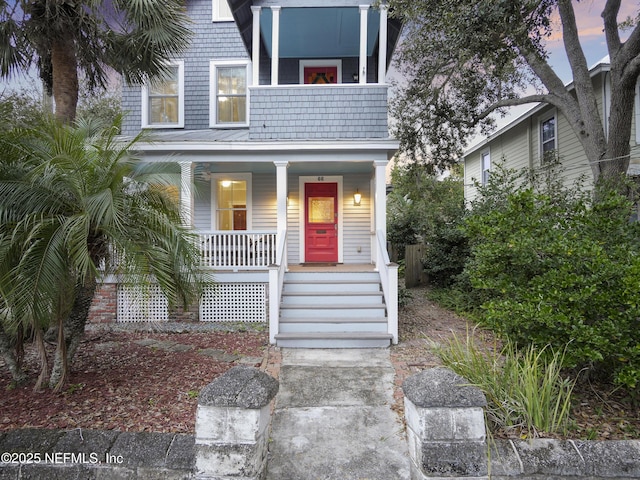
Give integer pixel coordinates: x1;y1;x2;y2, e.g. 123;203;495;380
221;180;232;188
353;189;362;206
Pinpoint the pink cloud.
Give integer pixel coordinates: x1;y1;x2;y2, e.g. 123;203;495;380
546;0;637;43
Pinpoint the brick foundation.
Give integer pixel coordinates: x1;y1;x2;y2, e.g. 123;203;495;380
88;283;117;324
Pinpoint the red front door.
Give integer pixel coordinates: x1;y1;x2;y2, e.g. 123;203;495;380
305;182;338;263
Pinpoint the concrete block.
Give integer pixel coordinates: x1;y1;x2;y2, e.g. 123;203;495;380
165;434;195;471
403;369;487;409
195;404;270;444
194;435;268;478
405;399;485;442
487;440;524;476
512;439;585;477
198;366;278;409
420;441;488;477
109;432;173;468
576;440;640;477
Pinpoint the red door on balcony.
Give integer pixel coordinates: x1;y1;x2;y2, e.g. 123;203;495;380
305;182;338;263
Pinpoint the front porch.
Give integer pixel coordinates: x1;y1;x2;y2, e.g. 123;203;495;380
111;134;399;346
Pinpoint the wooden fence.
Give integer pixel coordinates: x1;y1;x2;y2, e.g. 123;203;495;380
404;244;428;288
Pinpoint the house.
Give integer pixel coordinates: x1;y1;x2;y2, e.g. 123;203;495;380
89;0;403;348
463;59;640;205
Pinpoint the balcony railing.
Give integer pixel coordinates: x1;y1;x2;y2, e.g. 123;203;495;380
199;231;277;269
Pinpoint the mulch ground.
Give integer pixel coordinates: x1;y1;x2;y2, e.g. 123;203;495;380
0;330;267;433
0;286;639;440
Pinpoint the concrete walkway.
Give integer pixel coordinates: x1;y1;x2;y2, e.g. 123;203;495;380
265;348;411;480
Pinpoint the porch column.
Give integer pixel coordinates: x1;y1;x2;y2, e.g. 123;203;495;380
271;6;281;86
274;161;289;238
179;161;194;227
377;4;388;83
374;160;387;245
251;6;261;86
359;5;369;84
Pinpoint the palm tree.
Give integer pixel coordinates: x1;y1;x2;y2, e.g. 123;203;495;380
0;115;207;390
0;0;192;123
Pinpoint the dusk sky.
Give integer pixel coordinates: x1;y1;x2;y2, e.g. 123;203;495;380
546;0;637;82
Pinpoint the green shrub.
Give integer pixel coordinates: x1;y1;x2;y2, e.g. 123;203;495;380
435;330;575;437
462;165;640;390
421;219;469;287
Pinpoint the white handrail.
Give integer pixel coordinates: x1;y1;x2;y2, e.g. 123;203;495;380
377;229;398;344
268;230;288;344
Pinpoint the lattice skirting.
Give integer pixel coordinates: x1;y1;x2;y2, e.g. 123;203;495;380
200;283;267;323
117;284;169;322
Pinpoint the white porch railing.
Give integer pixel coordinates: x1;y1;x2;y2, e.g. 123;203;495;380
199;231;277;269
376;229;399;344
268;230;288;344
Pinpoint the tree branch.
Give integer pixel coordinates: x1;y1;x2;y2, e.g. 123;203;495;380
602;0;622;56
558;0;591;88
475;94;554;122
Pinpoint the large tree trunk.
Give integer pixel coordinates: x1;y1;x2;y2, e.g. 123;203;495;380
51;36;79;124
0;323;26;384
49;280;97;391
598;71;636;186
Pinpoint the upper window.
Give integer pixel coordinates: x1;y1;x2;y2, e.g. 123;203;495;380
481;151;491;185
212;174;252;230
299;60;342;84
141;61;184;128
212;0;233;21
540;113;557;163
210;60;250;127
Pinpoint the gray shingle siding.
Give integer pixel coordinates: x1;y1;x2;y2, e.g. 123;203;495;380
121;0;248;135
120;0;389;139
249;85;389;139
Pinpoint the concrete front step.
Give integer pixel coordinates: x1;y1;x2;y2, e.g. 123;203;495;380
274;332;393;348
277;269;389;348
281;291;384;306
279;317;388;333
279;303;387;319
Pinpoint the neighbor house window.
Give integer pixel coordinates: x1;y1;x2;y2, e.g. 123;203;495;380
481;151;491;185
210;60;250;127
213;174;252;230
540;113;557;163
141;61;184;128
212;0;233;21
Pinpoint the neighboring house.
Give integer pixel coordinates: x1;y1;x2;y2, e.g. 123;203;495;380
90;0;403;348
463;59;640;205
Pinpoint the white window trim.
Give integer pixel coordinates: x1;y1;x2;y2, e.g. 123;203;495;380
210;60;251;128
481;150;491;186
299;59;343;85
141;60;185;129
538;110;558;163
211;173;253;231
212;0;233;22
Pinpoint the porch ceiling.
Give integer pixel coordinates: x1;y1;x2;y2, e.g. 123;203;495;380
259;7;379;59
229;1;402;70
